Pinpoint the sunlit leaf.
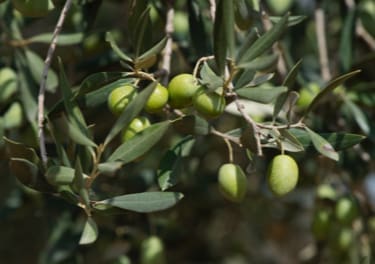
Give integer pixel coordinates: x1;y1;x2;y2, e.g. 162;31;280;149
79;217;98;245
93;192;184;213
305;127;339;161
236;86;287;103
237;54;279;71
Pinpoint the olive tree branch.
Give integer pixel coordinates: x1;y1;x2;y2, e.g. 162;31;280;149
314;5;331;82
38;0;73;166
161;1;174;85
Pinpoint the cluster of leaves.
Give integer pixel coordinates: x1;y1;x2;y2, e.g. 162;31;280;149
0;0;374;262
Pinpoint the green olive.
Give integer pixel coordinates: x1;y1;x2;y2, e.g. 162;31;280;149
145;83;169;113
335;196;359;225
107;85;137;116
140;236;166;264
192;88;226;118
122;116;151;142
168;74;201;108
218;163;247;202
267;154;299;196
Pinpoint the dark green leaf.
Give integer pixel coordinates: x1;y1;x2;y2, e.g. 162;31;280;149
305;127;339;161
188;0;210;57
135;37;167;69
29;33;84;45
105;31;133;63
158;136;195;191
289;129;366;151
79;217;98;245
107;121;170;163
25;49;58;93
104;82;157;145
93;192;184;213
339;8;355;72
134;7;151;57
282;59;303;89
237;54;279;71
236;28;258;62
343;98;370;134
238;13;288;64
302;70;361;120
10;158;54;192
73;159;90;209
214;0;235;74
199;62;224;91
65;116;97;147
45;166;82;186
236;86;287;103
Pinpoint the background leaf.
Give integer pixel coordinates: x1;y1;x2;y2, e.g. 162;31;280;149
236;86;287;104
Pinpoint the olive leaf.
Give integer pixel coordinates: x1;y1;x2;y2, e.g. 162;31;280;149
305;127;339;161
79;217;98;245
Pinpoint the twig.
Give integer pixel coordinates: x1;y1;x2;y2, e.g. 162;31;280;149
161;2;174;85
209;0;216;21
314;6;331;82
356;20;375;50
261;11;287;77
211;128;242;146
38;0;73;166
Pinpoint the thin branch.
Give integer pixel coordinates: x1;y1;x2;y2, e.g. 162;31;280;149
314;6;331;82
38;0;73;166
210;128;242;146
161;2;174;85
356;20;375;50
209;0;216;21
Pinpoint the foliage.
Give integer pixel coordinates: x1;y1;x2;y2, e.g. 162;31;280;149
0;0;374;263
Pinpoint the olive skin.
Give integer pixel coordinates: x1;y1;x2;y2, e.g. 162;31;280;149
107;85;137;116
145;83;169;113
192;88;226;118
218;163;247;202
168;74;201;109
267;154;299;196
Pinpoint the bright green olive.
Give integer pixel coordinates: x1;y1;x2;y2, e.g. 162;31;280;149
266;0;293;15
12;0;54;17
107;85;137;116
218;163;247;203
140;236;166;264
145;83;169;113
192;88;226;118
168;74;201;108
297;82;320;109
122;117;151;142
335;196;358;225
267;154;299;196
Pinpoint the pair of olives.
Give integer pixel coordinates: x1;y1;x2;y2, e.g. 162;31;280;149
218;155;299;202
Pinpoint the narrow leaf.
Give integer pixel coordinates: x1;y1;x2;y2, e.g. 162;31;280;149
305;127;339;161
344;97;370;134
237;54;279;71
302;70;361;120
269;15;306;26
136;37;167;65
339;8;355;72
4;137;40;163
93;192;184;213
29;33;84;46
188;0;210;57
45;166;77;185
107;121;170;163
65;117;97;147
199;62;224;91
105;31;133;62
238;13;288;64
79;217;98;245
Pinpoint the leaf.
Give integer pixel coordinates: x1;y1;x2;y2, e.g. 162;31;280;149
269;15;306;26
238;13;288;64
172;115;210;135
236;28;258;62
233;68;256;90
273;59;303;119
279;128;305;152
213;0;235;74
104;82;157;145
135;37;167;69
236;86;287;103
73;159;90;209
339;8;355;72
0;67;17;103
10;158;54;192
343;98;370;134
105;31;133;63
134;7;151;57
29;32;84;45
199;62;224;91
93;192;184;213
4;137;40;163
301;70;361;120
237;54;279;71
65;116;97;147
158;136;196;191
289;129;366;151
3;102;23;129
305;127;339;161
107;121;170;163
188;0;210;57
79;217;98;245
25;49;58;93
97;162;124;176
45;166;79;186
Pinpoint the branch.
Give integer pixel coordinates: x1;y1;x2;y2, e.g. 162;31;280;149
38;0;73;166
314;6;331;82
161;2;174;85
209;0;216;21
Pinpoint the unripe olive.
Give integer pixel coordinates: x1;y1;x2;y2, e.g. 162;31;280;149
218;163;247;202
12;0;54;17
267;154;299;196
297;82;320;109
311;207;332;240
145;83;169;113
335;196;359;225
140;236;166;264
168;74;201;108
329;227;354;252
122;117;151;142
107;85;137;116
192;88;226;118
